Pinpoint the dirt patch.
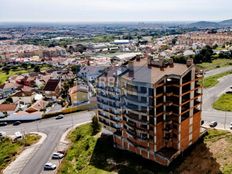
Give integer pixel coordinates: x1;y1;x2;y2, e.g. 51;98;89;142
176;131;232;174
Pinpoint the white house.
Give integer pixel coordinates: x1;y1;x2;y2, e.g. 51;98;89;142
11;91;34;104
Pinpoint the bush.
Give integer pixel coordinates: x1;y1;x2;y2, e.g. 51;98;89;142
91;116;101;135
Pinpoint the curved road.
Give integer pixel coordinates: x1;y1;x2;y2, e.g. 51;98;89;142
0;111;94;174
203;70;232;129
204;65;232;77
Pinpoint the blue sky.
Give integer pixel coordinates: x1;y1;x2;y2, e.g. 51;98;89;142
0;0;231;22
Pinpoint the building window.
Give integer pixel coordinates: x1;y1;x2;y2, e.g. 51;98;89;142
141;97;147;103
156;116;163;123
140;87;147;93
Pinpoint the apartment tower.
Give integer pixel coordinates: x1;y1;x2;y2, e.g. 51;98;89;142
96;55;203;166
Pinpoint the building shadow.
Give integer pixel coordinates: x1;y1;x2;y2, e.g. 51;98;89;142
89;135;221;174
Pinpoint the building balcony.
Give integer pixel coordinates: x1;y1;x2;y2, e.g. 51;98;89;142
165;92;174;97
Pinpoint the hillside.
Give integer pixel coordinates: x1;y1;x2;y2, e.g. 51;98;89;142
189;19;232;28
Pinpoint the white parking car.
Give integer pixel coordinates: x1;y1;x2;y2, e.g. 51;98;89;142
0;131;6;137
44;162;56;170
52;152;64;159
230;122;232;130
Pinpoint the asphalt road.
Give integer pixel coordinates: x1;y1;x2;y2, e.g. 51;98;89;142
204;66;232;77
202;73;232;129
0;111;95;174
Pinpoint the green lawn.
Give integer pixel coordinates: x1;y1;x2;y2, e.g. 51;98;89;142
213;93;232;111
203;71;232;88
0;134;41;172
0;65;52;85
197;59;232;71
59;124;232;174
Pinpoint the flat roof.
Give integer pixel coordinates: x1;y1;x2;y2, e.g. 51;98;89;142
121;58;190;84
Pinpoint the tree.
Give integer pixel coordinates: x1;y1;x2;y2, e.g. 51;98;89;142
34;66;40;72
2;66;10;74
194;45;213;63
22;63;28;70
71;65;81;74
91;115;101;135
172;37;177;45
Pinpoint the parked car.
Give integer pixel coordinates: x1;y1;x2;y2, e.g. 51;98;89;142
201;120;204;125
0;122;7;126
14;131;22;139
52;152;64;159
0;131;6;137
209;121;217;128
230;122;232;130
55;115;64;120
44;162;56;170
13;121;21;126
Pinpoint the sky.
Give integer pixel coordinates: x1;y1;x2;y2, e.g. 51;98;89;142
0;0;231;22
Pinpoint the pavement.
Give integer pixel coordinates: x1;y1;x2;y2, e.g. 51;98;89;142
204;65;232;77
0;111;95;174
202;74;232;129
41;121;92;174
3;132;47;174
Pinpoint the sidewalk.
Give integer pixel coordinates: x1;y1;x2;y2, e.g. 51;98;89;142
3;132;47;174
41;121;91;174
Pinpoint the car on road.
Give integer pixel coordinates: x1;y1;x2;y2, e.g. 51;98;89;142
0;122;7;126
44;162;56;170
13;121;21;126
52;152;64;159
55;115;64;120
209;121;217;128
230;122;232;130
0;131;6;137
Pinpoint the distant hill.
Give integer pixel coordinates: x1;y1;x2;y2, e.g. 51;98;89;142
188;19;232;28
188;21;220;28
219;19;232;26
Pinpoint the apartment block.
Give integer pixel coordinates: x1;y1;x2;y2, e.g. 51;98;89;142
96;55;204;166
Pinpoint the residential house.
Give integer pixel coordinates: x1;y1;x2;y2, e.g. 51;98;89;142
78;66;106;82
69;85;89;105
26;99;48;113
43;79;61;99
0;104;17;118
0;82;22;99
11;91;34;104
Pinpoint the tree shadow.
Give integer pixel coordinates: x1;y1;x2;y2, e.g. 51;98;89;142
89;135;221;174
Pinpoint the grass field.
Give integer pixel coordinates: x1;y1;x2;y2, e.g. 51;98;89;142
0;65;52;85
203;71;232;88
197;59;232;71
213;93;232;111
0;134;41;172
58;124;232;174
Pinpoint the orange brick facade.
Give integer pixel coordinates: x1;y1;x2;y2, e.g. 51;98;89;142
97;56;203;166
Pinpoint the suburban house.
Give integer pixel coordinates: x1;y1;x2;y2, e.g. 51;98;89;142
43;79;61;99
0;104;17;118
11;91;34;104
78;66;106;82
69;85;89;105
0;82;21;99
26;99;48;113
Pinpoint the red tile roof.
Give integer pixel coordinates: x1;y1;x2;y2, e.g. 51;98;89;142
0;104;17;111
